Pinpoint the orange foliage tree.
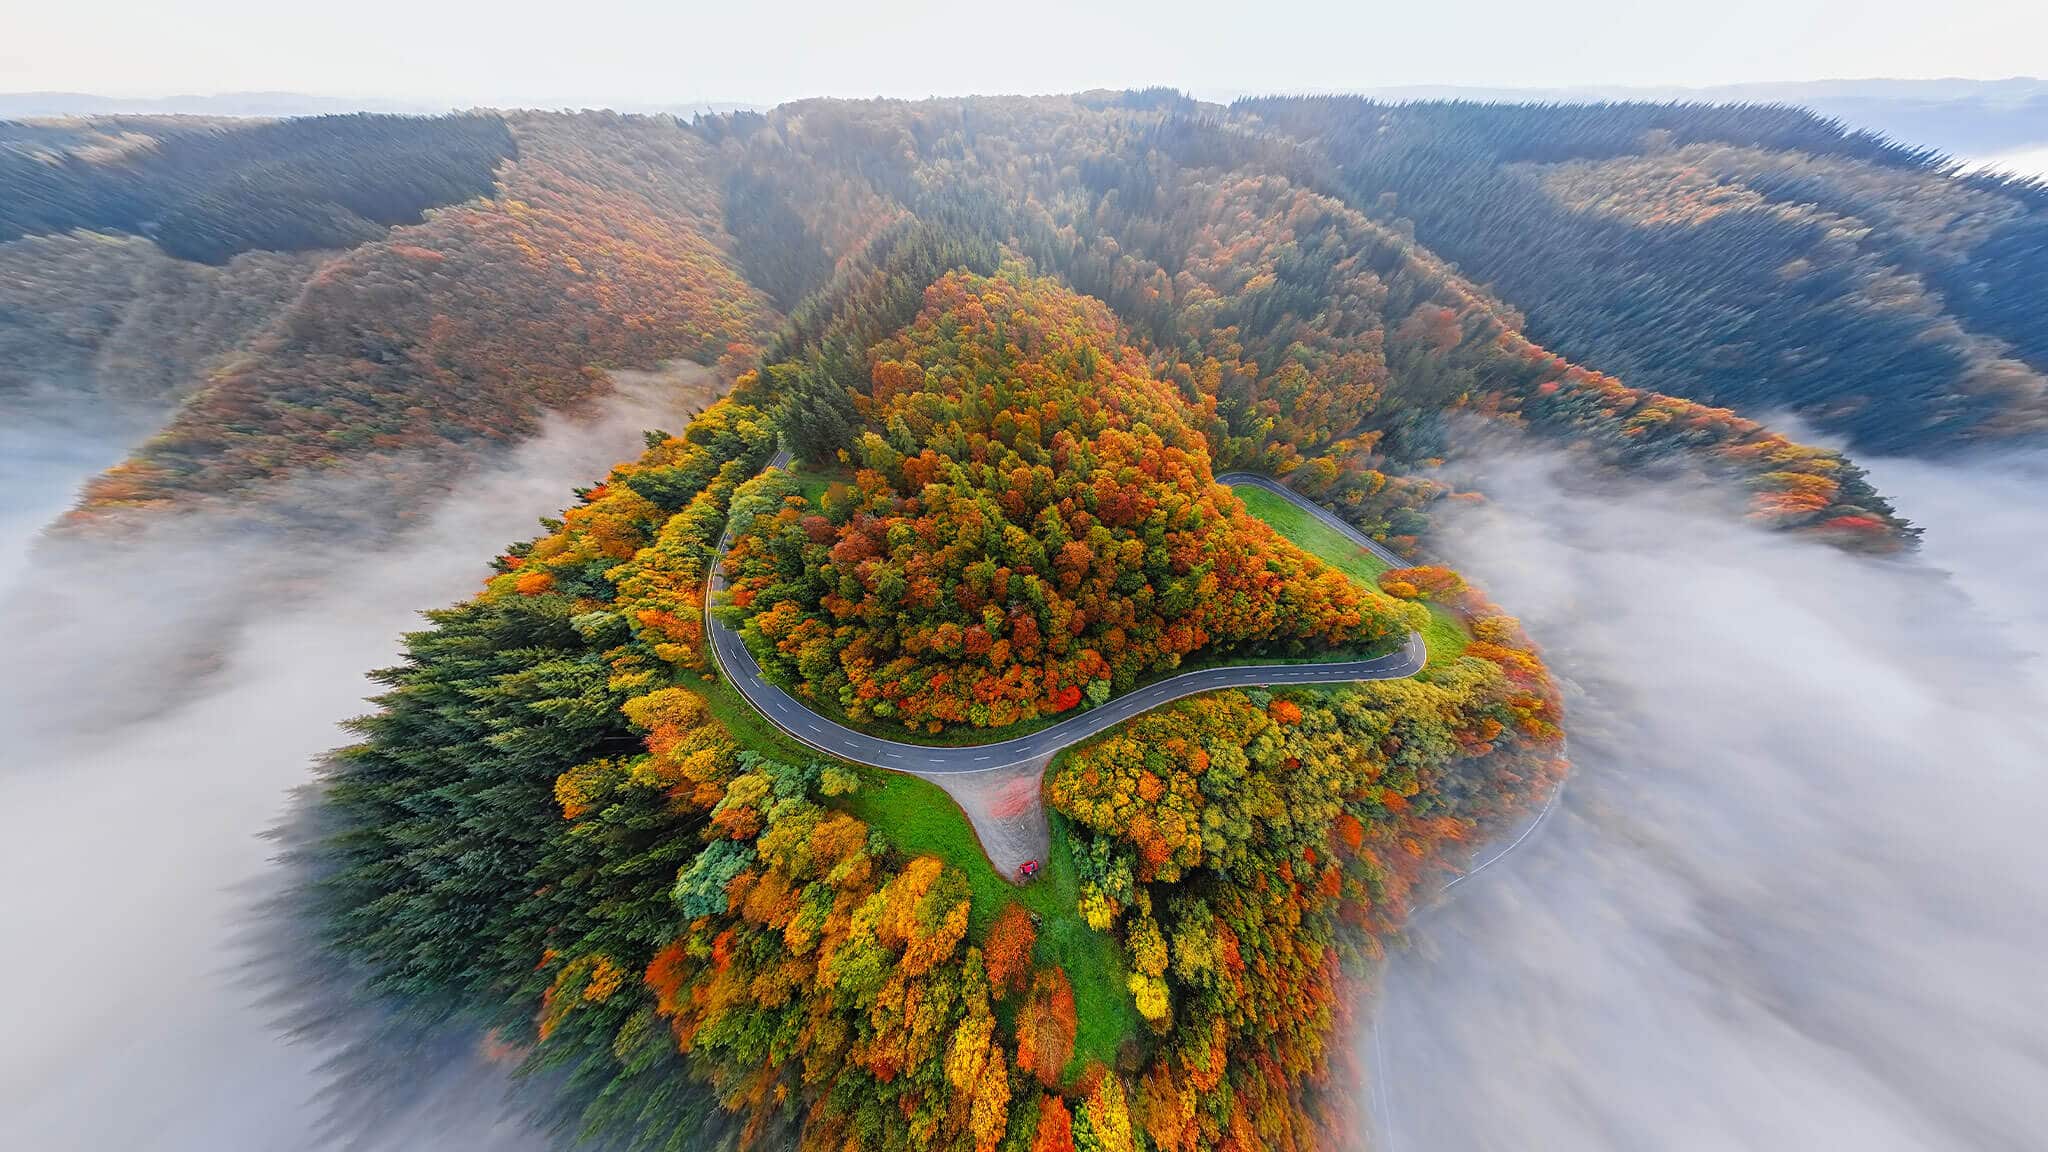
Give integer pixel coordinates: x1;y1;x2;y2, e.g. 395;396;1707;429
721;268;1416;733
983;902;1038;997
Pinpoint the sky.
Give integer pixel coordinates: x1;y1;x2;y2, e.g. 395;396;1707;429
7;0;2047;108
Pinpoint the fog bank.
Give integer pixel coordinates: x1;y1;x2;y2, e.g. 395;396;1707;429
0;403;160;589
1366;451;2048;1151
1968;144;2048;181
0;378;706;1150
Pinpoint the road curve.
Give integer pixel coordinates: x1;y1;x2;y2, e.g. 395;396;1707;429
707;455;1425;775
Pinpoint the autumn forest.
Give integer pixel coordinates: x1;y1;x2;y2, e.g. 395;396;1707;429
7;88;2043;1152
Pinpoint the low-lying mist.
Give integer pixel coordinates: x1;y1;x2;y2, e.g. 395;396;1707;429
1365;448;2048;1151
0;378;710;1150
0;399;163;588
10;372;2044;1151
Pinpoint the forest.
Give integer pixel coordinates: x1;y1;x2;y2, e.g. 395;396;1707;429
1234;97;2048;451
0;113;513;260
719;269;1415;735
315;340;1563;1151
5;96;1939;549
13;88;2041;1151
71;113;778;523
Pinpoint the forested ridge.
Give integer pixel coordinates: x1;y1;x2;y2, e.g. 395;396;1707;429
317;335;1563;1150
58;88;2005;1151
0;112;514;261
697;95;1911;548
1234;97;2048;452
72;113;782;521
0;230;325;408
722;269;1416;735
4;95;1945;548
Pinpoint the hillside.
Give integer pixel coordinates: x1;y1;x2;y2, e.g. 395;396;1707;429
720;269;1414;734
0;112;512;261
1237;97;2048;452
7;89;1993;1152
1;97;1931;550
71;113;779;520
0;230;324;410
686;96;1910;550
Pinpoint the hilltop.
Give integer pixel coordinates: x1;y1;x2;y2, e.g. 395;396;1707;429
721;269;1416;735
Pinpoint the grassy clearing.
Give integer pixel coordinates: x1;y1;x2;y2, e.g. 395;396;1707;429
683;665;1137;1078
1233;485;1391;582
1229;483;1471;669
786;460;852;506
1034;808;1140;1077
1419;603;1470;665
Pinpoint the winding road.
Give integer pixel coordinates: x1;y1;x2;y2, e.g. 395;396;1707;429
706;454;1427;870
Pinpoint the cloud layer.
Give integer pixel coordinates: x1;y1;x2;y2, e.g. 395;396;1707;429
1365;450;2048;1152
0;381;698;1150
10;373;2045;1151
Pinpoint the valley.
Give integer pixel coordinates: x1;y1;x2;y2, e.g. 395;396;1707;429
2;80;2041;1152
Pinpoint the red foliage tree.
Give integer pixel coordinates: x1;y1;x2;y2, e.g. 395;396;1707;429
1015;967;1078;1088
983;903;1038;997
1030;1095;1076;1152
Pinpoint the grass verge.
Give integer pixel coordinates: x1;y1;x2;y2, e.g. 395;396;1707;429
1230;483;1470;668
787;460;852;506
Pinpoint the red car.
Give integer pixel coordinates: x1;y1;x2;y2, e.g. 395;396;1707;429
1019;859;1041;880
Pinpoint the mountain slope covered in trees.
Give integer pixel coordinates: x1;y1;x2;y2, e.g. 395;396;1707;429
705;96;1910;547
70;113;781;521
0;230;325;410
721;269;1416;734
1235;97;2048;452
9;89;2018;1152
5;95;1956;545
0;112;514;261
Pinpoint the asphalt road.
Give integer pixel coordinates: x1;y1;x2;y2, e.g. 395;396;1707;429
707;455;1425;774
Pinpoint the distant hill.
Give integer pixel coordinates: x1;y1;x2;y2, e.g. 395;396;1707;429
52;112;778;523
1240;96;2048;452
0;91;446;118
0;91;772;120
1195;79;2048;162
0;112;515;259
2;95;1959;543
